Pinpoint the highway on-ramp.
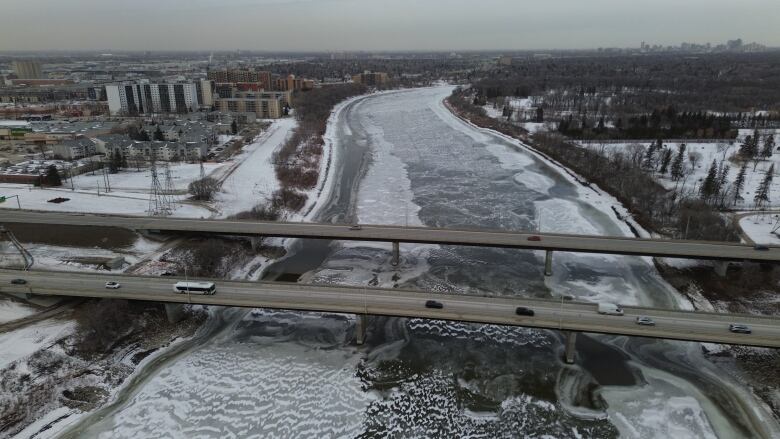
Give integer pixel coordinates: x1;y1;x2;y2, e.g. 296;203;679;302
1;269;778;348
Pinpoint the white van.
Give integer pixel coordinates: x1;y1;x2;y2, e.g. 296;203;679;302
597;303;624;316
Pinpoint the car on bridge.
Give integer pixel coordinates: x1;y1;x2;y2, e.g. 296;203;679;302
635;316;655;326
105;281;121;289
729;323;752;334
425;300;443;309
10;278;27;285
515;306;535;317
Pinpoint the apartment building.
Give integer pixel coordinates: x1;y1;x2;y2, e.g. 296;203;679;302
352;71;389;86
52;138;97;160
12;61;43;79
214;90;286;119
207;69;272;90
105;81;201;116
275;74;314;91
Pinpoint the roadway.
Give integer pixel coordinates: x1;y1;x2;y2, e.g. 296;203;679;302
0;211;778;262
2;269;778;348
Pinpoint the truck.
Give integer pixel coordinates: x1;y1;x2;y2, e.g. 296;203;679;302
597;303;624;316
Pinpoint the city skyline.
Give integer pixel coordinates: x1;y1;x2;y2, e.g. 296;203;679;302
2;0;780;51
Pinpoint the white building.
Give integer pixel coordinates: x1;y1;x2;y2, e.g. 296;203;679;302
105;140;207;162
106;81;201;116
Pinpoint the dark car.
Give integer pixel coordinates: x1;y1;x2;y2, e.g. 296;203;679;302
527;236;542;242
515;306;535;317
425;300;444;309
10;279;27;285
754;244;770;251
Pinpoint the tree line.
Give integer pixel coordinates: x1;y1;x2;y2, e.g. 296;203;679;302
449;88;739;241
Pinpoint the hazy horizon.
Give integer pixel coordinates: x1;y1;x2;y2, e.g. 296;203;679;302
2;0;779;52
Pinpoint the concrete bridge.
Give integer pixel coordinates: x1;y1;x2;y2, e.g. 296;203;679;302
0;211;777;278
2;269;779;365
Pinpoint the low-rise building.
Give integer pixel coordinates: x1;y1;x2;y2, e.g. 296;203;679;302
214;90;288;119
0;120;32;140
104;140;206;162
52;138;97;160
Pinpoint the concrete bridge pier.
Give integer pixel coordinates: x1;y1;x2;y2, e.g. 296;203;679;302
544;250;554;276
250;236;263;252
165;303;186;324
563;331;578;364
391;241;400;266
355;314;368;345
713;261;730;278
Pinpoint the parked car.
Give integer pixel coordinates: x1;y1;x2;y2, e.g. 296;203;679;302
425;300;444;309
527;236;542;242
105;281;121;289
729;324;752;334
635;316;655;326
10;278;27;285
515;306;535;317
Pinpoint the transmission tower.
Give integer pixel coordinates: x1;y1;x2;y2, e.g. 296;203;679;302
163;162;177;212
148;160;171;216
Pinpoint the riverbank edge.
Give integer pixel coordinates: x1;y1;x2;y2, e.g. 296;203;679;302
442;91;780;431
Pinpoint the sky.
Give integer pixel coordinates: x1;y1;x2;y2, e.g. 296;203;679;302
2;0;779;52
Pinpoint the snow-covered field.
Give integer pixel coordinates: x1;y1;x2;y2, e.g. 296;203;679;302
215;118;296;218
0;185;211;217
69;162;224;193
739;213;780;244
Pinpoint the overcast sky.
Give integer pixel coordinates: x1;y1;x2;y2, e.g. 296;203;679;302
2;0;779;51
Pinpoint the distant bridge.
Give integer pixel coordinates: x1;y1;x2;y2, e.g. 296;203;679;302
0;212;777;272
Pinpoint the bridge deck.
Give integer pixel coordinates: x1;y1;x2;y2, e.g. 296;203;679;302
2;269;778;348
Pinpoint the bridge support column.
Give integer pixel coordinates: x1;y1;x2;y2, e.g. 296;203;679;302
165;303;186;324
391;241;400;266
250;236;263;252
355;314;368;345
713;261;730;278
563;331;577;364
544;250;554;276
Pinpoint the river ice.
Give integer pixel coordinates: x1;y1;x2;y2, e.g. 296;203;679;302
54;87;780;438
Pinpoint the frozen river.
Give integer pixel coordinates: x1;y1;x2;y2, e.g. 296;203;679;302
56;87;779;438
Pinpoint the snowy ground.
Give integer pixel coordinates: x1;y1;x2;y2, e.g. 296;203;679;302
0;185;211;218
739;213;780;244
0;319;74;369
215;118;296;218
576;129;780;208
68;162;225;193
0;299;39;324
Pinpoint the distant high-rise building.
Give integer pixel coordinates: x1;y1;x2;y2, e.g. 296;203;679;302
105;81;201;116
351;71;388;86
12;60;42;79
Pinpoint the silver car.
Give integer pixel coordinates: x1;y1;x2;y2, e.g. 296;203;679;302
729;324;751;334
635;316;655;326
